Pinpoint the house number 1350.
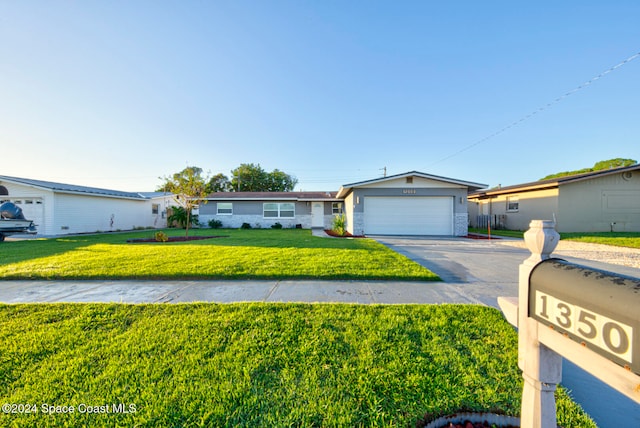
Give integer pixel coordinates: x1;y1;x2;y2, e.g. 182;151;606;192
534;291;633;363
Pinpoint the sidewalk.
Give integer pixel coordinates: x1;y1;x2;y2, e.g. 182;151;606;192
0;279;484;305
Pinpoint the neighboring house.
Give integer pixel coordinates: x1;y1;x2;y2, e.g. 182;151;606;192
201;171;486;236
0;176;174;236
468;164;640;232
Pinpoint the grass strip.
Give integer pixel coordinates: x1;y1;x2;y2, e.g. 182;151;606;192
0;303;594;427
469;228;640;249
560;231;640;249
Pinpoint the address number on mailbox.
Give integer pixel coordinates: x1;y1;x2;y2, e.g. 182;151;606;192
532;290;633;363
528;258;640;375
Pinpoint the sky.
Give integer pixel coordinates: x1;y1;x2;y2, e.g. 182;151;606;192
1;1;638;192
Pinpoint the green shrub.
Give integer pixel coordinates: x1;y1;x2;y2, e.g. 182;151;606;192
154;231;169;242
240;222;252;229
208;219;223;229
271;222;283;229
167;206;198;229
331;214;346;236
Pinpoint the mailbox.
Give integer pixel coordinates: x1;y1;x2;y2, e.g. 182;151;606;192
529;258;640;375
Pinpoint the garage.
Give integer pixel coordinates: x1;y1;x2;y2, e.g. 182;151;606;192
333;171;486;236
13;199;45;231
364;196;453;235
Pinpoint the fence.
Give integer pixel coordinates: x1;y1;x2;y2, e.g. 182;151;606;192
475;214;507;229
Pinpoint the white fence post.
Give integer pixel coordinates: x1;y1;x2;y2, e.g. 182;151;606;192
518;220;562;428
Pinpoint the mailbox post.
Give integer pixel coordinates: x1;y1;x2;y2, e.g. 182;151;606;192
518;220;562;428
498;220;640;428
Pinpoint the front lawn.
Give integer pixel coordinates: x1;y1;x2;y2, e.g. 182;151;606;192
0;303;595;427
0;229;439;281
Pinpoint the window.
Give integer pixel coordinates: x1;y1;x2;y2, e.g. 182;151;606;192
217;202;233;215
506;196;519;212
264;203;279;218
406;177;413;184
280;203;295;218
332;202;343;214
263;202;295;218
151;204;159;215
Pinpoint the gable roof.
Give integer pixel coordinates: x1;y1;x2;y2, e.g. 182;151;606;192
337;171;487;198
206;191;339;201
0;176;153;200
469;163;640;198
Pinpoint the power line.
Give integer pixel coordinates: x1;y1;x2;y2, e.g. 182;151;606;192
429;51;640;166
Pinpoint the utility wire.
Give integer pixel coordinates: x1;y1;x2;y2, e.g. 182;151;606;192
429;51;640;166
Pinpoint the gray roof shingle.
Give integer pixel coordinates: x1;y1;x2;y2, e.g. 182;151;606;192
0;176;149;200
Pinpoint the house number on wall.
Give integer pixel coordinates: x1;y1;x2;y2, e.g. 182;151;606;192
402;189;416;194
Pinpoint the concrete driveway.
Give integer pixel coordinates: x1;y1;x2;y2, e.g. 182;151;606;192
372;236;528;307
374;235;640;307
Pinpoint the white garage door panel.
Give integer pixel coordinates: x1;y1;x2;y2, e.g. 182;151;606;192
364;197;453;235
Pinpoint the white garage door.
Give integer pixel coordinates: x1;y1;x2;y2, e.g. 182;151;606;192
364;196;453;235
12;199;44;232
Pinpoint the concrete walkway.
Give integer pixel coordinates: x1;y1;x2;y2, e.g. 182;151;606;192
0;279;485;305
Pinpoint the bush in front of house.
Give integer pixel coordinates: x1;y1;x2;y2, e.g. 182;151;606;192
240;222;252;229
331;214;346;236
208;219;223;229
154;231;169;242
271;222;283;229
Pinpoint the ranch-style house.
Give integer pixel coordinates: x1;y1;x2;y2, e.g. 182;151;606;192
200;171;487;236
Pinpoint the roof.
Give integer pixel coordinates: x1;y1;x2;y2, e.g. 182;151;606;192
138;191;175;199
469;164;640;198
206;191;339;201
0;176;156;200
337;170;487;199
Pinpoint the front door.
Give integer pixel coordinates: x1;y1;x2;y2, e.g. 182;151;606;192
311;202;324;228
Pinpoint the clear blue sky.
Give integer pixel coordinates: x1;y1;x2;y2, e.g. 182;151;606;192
1;1;638;191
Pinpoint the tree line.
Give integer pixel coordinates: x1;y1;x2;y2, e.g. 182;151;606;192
539;158;636;180
158;163;298;194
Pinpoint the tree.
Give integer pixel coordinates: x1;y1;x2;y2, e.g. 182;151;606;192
158;166;209;237
206;173;232;193
539;158;637;181
266;169;298;192
230;163;298;192
230;163;267;192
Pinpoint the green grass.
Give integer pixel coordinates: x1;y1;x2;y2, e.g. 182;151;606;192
560;231;640;249
468;228;525;239
470;228;640;248
0;229;439;281
0;303;595;427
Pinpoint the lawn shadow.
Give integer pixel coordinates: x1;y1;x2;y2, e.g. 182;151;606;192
0;236;102;266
